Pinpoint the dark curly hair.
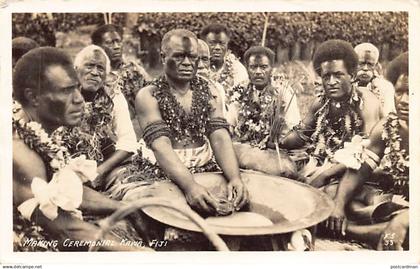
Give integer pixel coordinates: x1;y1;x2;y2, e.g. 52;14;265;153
200;23;231;39
385;52;408;85
243;46;275;66
313;39;358;76
91;24;123;45
13;47;75;106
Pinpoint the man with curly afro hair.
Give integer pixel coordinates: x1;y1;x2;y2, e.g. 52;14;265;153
320;52;409;250
279;40;383;230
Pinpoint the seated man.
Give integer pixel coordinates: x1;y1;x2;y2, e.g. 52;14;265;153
227;46;300;177
91;24;151;126
132;29;248;215
200;23;249;98
12;47;147;251
280;40;383;186
65;44;138;189
354;42;396;115
324;53;409;250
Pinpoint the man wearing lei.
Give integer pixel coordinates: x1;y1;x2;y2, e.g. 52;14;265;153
12;47;148;251
323;53;409;250
354;42;396;116
67;44;138;191
228;46;301;177
200;23;249;102
113;29;247;248
134;28;248;212
91;24;151;131
280;40;383;188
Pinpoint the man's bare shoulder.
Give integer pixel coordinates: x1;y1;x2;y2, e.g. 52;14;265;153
135;85;159;108
367;117;387;154
359;88;381;108
13;137;47;181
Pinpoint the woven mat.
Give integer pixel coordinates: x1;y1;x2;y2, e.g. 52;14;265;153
315;237;373;251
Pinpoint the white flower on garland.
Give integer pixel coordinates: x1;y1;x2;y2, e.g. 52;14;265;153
334;135;371;170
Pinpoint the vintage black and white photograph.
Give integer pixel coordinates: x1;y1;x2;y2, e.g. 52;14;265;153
1;0;419;263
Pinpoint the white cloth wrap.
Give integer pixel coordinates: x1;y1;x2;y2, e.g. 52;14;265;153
17;155;98;221
139;139;213;169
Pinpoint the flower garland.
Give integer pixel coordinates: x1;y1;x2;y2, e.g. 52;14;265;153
381;112;409;199
209;51;235;91
52;88;115;163
230;83;285;149
151;76;214;144
310;86;364;160
12;109;70;175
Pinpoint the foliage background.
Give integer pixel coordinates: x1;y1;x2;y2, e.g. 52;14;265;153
12;12;408;63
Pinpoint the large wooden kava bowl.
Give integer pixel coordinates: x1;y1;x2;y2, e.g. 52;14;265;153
136;171;334;236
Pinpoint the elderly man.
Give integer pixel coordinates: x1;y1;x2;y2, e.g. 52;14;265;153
70;45;138;189
200;23;248;97
91;24;151;121
324;53;409;250
12;47;147;251
280;40;383;186
354;42;395;115
133;29;248;215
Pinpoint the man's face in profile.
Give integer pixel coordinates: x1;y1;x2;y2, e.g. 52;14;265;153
37;65;84;127
197;40;211;78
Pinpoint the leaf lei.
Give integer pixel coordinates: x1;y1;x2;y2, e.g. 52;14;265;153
231;83;284;149
209;51;235;91
151;75;214;144
381;112;409;199
310;86;364;160
53;88;114;163
12;108;70;176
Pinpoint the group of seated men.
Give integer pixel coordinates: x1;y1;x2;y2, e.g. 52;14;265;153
12;22;409;251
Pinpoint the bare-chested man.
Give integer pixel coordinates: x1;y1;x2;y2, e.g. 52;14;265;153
12;47;147;251
135;29;248;215
280;40;383;186
325;53;409;250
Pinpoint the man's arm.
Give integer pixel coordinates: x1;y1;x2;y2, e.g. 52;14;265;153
207;84;248;208
326;119;386;236
135;86;218;213
96;93;138;185
278;97;321;149
13;139;122;217
360;89;384;134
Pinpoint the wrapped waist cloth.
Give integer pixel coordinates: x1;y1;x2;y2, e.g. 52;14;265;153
139;139;214;169
106;139;219;201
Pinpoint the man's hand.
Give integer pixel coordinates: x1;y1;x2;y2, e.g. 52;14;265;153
184;182;219;214
227;177;249;211
377;210;408;251
324;204;347;238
